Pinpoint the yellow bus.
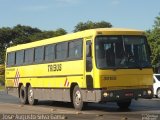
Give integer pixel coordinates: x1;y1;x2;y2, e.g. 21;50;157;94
5;28;153;110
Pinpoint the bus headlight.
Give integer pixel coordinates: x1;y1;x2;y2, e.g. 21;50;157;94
103;92;108;97
147;90;152;95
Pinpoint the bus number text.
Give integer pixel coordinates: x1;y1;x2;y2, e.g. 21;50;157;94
48;64;62;72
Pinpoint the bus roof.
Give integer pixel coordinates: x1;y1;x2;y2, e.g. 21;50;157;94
7;28;145;52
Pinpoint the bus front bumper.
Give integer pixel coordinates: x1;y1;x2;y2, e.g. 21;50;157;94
101;88;153;102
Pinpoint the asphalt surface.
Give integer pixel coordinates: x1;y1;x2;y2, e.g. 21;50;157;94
0;90;160;120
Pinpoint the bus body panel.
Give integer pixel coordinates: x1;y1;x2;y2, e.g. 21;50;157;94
96;69;153;89
6;60;85;88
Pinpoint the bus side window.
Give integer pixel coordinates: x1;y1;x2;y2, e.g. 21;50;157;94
7;52;15;67
86;41;92;72
24;48;34;64
16;50;24;66
56;42;68;60
35;46;44;63
69;39;82;59
45;44;55;62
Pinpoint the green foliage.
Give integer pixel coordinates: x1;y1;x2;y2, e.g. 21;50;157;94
0;27;13;63
0;25;42;63
11;24;42;45
29;28;67;42
0;65;4;75
0;86;4;90
73;21;112;32
146;13;160;67
153;13;160;29
0;25;67;64
0;75;5;86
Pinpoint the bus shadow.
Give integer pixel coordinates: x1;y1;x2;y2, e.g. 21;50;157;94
37;100;135;113
37;99;160;113
38;101;74;109
1;91;160;113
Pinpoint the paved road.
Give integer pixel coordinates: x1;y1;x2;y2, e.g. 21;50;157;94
0;90;160;120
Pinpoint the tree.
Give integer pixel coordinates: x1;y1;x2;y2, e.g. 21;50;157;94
54;28;67;36
11;24;42;45
153;13;160;29
0;64;4;75
146;13;160;69
29;28;67;42
73;21;112;32
0;24;67;64
0;27;13;63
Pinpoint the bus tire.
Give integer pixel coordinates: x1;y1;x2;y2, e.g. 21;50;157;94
28;85;38;105
72;85;85;111
19;85;28;104
117;100;131;109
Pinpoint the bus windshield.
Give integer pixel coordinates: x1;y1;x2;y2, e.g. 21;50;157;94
95;35;151;69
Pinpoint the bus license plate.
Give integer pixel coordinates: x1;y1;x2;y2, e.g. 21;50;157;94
125;93;134;97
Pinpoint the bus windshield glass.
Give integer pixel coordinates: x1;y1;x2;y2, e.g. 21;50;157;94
95;35;151;69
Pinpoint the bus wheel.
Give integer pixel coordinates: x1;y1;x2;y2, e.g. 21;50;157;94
73;85;84;111
28;86;38;105
117;100;131;109
19;85;28;104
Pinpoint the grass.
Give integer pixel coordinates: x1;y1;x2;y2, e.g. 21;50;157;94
0;86;4;90
0;75;5;90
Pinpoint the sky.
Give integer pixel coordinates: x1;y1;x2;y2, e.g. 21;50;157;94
0;0;160;33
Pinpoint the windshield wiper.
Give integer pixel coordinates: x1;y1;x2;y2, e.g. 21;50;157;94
112;66;118;71
135;63;142;70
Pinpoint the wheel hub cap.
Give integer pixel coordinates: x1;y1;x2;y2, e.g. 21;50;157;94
29;89;33;102
75;91;81;105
